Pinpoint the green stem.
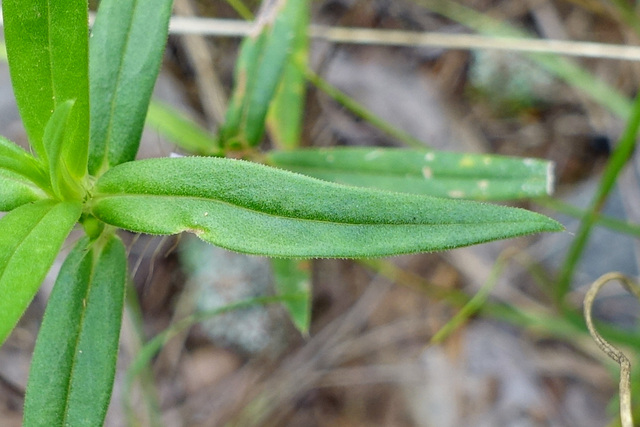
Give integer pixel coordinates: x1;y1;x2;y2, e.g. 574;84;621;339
360;258;640;352
429;250;509;345
123;282;164;427
556;93;640;305
225;0;254;21
535;198;640;239
303;68;426;148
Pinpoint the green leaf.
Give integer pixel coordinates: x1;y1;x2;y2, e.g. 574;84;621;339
0;136;49;191
24;234;126;427
90;157;563;258
268;148;554;200
0;200;81;345
88;0;174;175
266;0;309;149
0;137;51;210
0;169;49;211
220;0;307;148
42;100;79;199
146;100;221;156
271;258;311;334
2;0;89;175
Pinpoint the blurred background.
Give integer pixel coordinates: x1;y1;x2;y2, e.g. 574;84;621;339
2;0;640;425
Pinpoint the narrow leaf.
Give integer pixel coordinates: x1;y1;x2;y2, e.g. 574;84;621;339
24;234;126;427
266;0;309;149
220;0;307;148
268;148;554;200
0;136;48;188
42;100;77;198
0;169;49;211
2;0;89;173
271;258;311;333
90;157;563;258
89;0;174;175
0;200;82;345
146;100;221;156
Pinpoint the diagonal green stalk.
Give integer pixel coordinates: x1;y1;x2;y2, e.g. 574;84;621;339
224;0;253;20
609;0;640;38
429;249;512;345
535;198;640;240
303;68;426;148
555;93;640;304
361;258;640;352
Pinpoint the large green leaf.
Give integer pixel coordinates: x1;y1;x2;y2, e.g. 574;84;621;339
0;200;81;345
2;0;89;177
90;157;562;258
268;148;554;200
24;234;126;427
88;0;174;175
220;0;307;148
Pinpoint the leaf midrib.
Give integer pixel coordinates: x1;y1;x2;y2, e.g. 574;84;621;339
62;251;94;426
99;0;139;172
46;1;57;113
92;192;552;227
275;164;549;182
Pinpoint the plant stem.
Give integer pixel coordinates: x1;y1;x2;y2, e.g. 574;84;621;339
303;68;426;148
555;93;640;305
535;198;640;239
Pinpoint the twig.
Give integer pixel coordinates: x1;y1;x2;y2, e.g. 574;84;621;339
166;17;640;62
583;272;639;427
3;12;638;62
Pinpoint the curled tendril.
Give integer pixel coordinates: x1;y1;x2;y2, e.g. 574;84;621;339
583;272;640;427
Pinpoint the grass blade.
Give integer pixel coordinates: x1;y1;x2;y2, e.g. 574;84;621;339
0;200;81;345
24;234;127;426
556;93;640;304
146;100;221;156
88;0;174;175
271;258;311;334
90;157;562;258
266;0;310;149
0;136;48;189
2;0;89;174
42;100;79;199
268;148;554;200
221;0;307;148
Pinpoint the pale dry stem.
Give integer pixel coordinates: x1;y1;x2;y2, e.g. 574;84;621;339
583;272;640;427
